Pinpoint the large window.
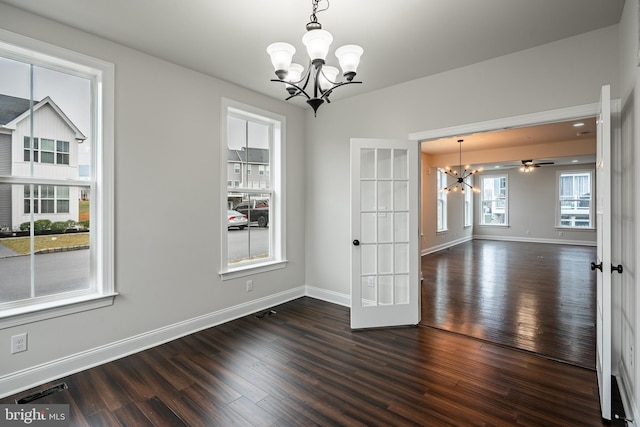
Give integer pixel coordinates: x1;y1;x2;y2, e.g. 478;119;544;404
220;100;285;279
558;171;593;228
464;175;473;227
0;30;114;327
480;175;508;225
436;169;447;232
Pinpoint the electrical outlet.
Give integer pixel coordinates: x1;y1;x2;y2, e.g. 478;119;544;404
246;280;253;292
11;333;27;354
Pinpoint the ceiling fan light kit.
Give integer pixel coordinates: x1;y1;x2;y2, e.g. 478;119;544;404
266;0;364;116
519;159;555;172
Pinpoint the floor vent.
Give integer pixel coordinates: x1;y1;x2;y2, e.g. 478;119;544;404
256;309;277;319
16;382;68;404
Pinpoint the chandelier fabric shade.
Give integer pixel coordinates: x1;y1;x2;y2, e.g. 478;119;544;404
266;0;364;116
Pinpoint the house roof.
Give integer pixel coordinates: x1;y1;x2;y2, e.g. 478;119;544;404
0;94;32;126
0;94;87;141
229;148;269;165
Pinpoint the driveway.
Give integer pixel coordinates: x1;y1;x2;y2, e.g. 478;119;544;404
0;242;18;258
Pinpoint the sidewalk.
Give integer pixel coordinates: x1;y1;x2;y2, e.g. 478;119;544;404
0;243;19;258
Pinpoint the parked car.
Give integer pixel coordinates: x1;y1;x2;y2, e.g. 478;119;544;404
234;200;269;227
227;210;248;229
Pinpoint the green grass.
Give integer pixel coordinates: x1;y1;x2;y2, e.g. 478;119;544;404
0;233;89;255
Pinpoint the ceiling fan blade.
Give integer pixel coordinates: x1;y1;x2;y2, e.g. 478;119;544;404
533;162;554;166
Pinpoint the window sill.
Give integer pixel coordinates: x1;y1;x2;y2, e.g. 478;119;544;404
555;227;596;232
0;292;118;330
220;260;288;281
478;224;510;228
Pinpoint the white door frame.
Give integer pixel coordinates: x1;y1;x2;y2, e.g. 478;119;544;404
409;103;603;142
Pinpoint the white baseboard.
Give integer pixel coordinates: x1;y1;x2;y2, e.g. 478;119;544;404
0;286;306;399
422;235;473;256
305;285;350;307
473;235;596;246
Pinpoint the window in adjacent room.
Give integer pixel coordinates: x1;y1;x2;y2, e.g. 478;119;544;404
0;30;114;327
558;170;593;228
220;100;286;279
436;169;448;232
480;174;508;226
464;175;473;227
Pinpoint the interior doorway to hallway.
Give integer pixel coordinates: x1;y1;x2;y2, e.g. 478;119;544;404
413;105;601;369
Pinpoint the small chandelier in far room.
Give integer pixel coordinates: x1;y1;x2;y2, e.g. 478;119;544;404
440;139;482;193
266;0;364;116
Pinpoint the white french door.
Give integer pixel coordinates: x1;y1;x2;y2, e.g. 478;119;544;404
594;84;612;421
350;138;420;329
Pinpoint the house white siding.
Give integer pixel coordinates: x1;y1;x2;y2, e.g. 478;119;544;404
7;103;82;228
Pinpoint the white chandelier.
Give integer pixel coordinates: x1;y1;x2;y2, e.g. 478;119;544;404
440;139;482;193
266;0;364;116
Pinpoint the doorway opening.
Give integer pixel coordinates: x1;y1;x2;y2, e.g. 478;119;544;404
415;110;599;368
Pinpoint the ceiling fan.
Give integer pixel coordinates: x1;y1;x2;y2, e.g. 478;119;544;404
519;159;554;172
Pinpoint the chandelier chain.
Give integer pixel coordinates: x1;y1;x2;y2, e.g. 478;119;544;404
310;0;330;23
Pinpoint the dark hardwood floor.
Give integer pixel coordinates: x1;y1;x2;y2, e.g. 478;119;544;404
421;240;597;369
2;297;622;426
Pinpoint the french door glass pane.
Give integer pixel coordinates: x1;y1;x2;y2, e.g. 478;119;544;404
393;149;408;179
361;212;376;243
361;245;376;275
361;181;376;211
361;276;376;306
378;244;393;274
377;149;392;179
377;213;392;243
360;149;375;179
395;275;409;304
377;181;392;210
379;275;393;305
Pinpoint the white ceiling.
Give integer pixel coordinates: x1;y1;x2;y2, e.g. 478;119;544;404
0;0;621;166
422;117;598;168
0;0;625;106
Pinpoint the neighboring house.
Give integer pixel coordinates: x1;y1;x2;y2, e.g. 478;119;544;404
227;147;270;207
0;94;86;231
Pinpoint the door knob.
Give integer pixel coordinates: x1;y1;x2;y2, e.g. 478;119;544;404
612;264;623;274
353;239;360;246
591;261;603;272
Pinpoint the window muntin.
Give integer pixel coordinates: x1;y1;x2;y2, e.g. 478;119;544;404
558;171;593;228
221;100;285;278
0;30;114;326
436;169;447;231
480;175;508;225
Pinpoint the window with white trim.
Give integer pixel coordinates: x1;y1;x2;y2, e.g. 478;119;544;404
220;100;285;279
436;169;447;231
480;174;508;225
464;175;473;227
557;170;593;228
0;29;114;327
